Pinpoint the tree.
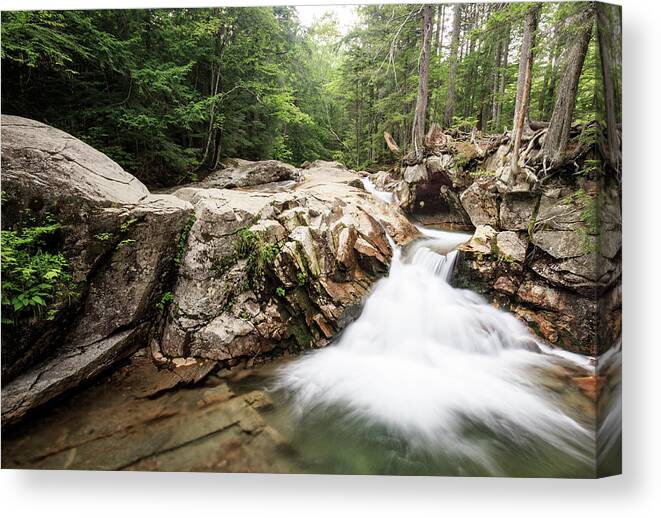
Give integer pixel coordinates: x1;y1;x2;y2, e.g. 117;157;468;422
411;4;433;160
443;3;463;127
596;2;620;167
510;4;540;180
543;4;595;164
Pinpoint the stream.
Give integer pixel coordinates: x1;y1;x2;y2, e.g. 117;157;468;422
1;178;621;477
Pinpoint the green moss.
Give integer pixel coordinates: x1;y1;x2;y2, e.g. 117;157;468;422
296;271;308;287
175;213;196;267
288;322;312;348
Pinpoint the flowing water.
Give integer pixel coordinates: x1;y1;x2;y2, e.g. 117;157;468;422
253;180;616;477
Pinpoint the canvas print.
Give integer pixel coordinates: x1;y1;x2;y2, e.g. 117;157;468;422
0;2;621;478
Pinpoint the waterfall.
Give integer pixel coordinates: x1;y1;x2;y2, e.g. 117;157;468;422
275;222;596;473
361;177;395;204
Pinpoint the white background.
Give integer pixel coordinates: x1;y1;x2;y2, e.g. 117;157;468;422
1;0;659;516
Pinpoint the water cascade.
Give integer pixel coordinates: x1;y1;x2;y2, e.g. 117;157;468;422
275;182;597;476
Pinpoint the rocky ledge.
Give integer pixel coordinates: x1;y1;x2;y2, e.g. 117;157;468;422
156;159;418;364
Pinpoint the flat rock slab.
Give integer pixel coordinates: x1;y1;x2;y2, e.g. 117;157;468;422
1;327;145;425
1;350;295;473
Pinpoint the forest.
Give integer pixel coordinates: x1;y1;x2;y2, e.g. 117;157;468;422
1;2;621;186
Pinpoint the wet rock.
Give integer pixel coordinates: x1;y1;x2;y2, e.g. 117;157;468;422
2;327;147;425
1;353;291;472
395;156;472;229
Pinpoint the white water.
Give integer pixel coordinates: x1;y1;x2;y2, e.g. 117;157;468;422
277;180;596;471
361;177;395;204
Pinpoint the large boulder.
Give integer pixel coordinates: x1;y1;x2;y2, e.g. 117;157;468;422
195;158;300;190
1;115;193;424
155;161;419;364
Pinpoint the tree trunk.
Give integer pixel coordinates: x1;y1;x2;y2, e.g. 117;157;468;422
512;5;540;135
434;4;443;56
411;5;433;160
543;5;594;164
495;25;511;130
491;37;503;130
597;3;620;167
443;3;463;127
510;5;540;182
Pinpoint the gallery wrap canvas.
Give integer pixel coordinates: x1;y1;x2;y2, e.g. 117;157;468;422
0;1;621;478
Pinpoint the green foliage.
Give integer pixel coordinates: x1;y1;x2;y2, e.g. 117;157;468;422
1;218;76;324
1;7;347;184
174;214;196;267
94;232;113;242
1;3;619;180
275;286;286;298
119;218;138;234
117;238;136;249
296;271;308;287
235;228;281;288
156;291;174;312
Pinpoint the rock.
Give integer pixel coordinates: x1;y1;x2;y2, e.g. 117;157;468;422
2;327;146;425
2;350;295;472
1;115;193;424
157;160;419;364
460;179;500;227
403;163;428;183
397;157;472;229
495;231;529;263
462;225;497;254
499;191;539;231
197;158;300;189
531;230;588;259
0;115;148;209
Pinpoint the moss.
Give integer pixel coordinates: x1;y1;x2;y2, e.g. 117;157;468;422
174;213;196;267
288;321;313;348
235;228;281;289
212;254;236;277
